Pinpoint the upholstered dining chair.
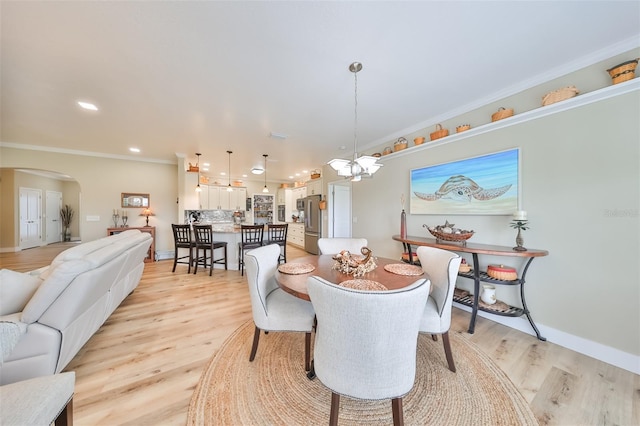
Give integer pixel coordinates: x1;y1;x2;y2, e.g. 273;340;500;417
171;224;195;273
244;244;315;371
265;223;288;264
416;245;462;372
192;224;228;276
238;224;264;276
317;237;368;255
307;275;430;426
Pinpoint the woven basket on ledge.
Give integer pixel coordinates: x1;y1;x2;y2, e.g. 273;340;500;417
542;86;580;106
491;107;514;122
430;124;449;141
607;59;638;85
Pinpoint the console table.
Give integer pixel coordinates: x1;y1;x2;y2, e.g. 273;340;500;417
107;226;156;262
392;234;548;341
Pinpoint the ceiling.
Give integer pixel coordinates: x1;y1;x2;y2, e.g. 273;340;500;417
2;1;639;183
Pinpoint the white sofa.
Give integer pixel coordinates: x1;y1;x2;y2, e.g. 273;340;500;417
0;230;152;385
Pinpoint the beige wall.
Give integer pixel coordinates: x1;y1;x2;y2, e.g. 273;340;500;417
0;151;178;255
344;87;639;361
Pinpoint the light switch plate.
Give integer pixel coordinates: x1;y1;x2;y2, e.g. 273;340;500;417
86;215;100;222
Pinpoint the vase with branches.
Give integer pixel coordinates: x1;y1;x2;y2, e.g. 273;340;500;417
60;204;74;242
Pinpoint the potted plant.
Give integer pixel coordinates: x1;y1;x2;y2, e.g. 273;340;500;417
60;204;74;242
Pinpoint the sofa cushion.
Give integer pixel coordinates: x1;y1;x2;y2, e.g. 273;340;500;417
21;260;93;324
0;270;43;316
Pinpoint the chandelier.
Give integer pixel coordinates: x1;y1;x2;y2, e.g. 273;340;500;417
328;62;382;182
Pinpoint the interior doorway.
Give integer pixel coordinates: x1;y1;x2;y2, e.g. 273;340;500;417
19;187;42;249
327;181;351;238
46;190;63;244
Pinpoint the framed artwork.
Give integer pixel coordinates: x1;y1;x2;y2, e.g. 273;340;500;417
121;193;150;208
410;149;519;215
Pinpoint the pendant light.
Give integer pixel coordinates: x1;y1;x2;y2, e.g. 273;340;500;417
262;154;269;193
226;150;233;192
328;62;382;181
195;153;202;192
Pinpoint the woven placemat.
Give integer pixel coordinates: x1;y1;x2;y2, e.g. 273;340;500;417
188;321;538;425
277;263;315;275
339;279;387;291
383;263;424;276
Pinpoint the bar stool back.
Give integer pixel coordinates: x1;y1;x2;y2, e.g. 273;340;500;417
266;223;288;264
171;224;195;273
238;225;264;276
193;225;228;276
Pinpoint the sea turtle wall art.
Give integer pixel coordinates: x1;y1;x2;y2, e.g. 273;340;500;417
410;149;519;215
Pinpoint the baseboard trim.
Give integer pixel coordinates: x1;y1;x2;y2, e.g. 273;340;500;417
453;302;640;375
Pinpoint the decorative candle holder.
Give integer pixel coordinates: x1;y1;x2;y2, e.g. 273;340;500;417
122;214;128;227
112;213;120;228
510;219;529;251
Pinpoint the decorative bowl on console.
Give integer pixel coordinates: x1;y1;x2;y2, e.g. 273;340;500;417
424;221;474;245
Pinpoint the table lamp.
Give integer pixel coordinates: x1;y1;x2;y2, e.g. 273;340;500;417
140;208;155;226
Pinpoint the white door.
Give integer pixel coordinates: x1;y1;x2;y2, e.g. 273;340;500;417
328;183;351;237
46;191;63;244
19;187;42;249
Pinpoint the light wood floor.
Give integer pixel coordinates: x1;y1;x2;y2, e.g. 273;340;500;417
2;243;638;425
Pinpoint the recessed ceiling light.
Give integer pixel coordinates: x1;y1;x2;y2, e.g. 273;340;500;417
77;101;98;111
295;173;300;177
220;172;226;176
302;170;308;173
288;176;294;179
242;174;247;178
129;147;140;153
251;168;264;175
202;168;209;172
203;162;210;167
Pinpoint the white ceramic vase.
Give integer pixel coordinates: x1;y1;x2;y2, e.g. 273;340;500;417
481;284;497;305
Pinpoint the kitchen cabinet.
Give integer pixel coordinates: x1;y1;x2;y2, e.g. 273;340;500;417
306;179;322;196
287;222;305;248
202;186;247;210
277;188;286;205
230;187;247;211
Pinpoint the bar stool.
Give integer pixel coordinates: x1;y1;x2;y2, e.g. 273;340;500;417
238;224;264;276
266;223;288;264
171;224;195;273
193;224;228;276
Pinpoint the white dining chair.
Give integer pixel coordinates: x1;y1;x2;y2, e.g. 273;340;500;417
416;245;462;372
244;244;316;371
317;238;368;255
307;275;430;425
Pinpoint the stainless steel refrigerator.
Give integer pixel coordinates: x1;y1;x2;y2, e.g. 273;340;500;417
303;194;322;254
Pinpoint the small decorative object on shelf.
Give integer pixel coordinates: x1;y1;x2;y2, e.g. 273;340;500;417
332;247;377;278
430;123;449;141
542;86;580;106
491;107;514;122
487;264;518;281
606;58;638;85
394;137;408;152
480;284;497;305
424;220;474;245
121;210;128;227
510;210;529;251
456;124;471;133
413;136;425;145
458;258;472;273
112;209;120;228
400;194;407;239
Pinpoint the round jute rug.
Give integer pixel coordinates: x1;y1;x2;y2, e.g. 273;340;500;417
187;321;537;425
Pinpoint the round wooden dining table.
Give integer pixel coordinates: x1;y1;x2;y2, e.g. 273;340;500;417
275;254;428;301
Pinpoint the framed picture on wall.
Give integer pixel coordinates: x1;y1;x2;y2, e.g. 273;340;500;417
410;148;519;215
